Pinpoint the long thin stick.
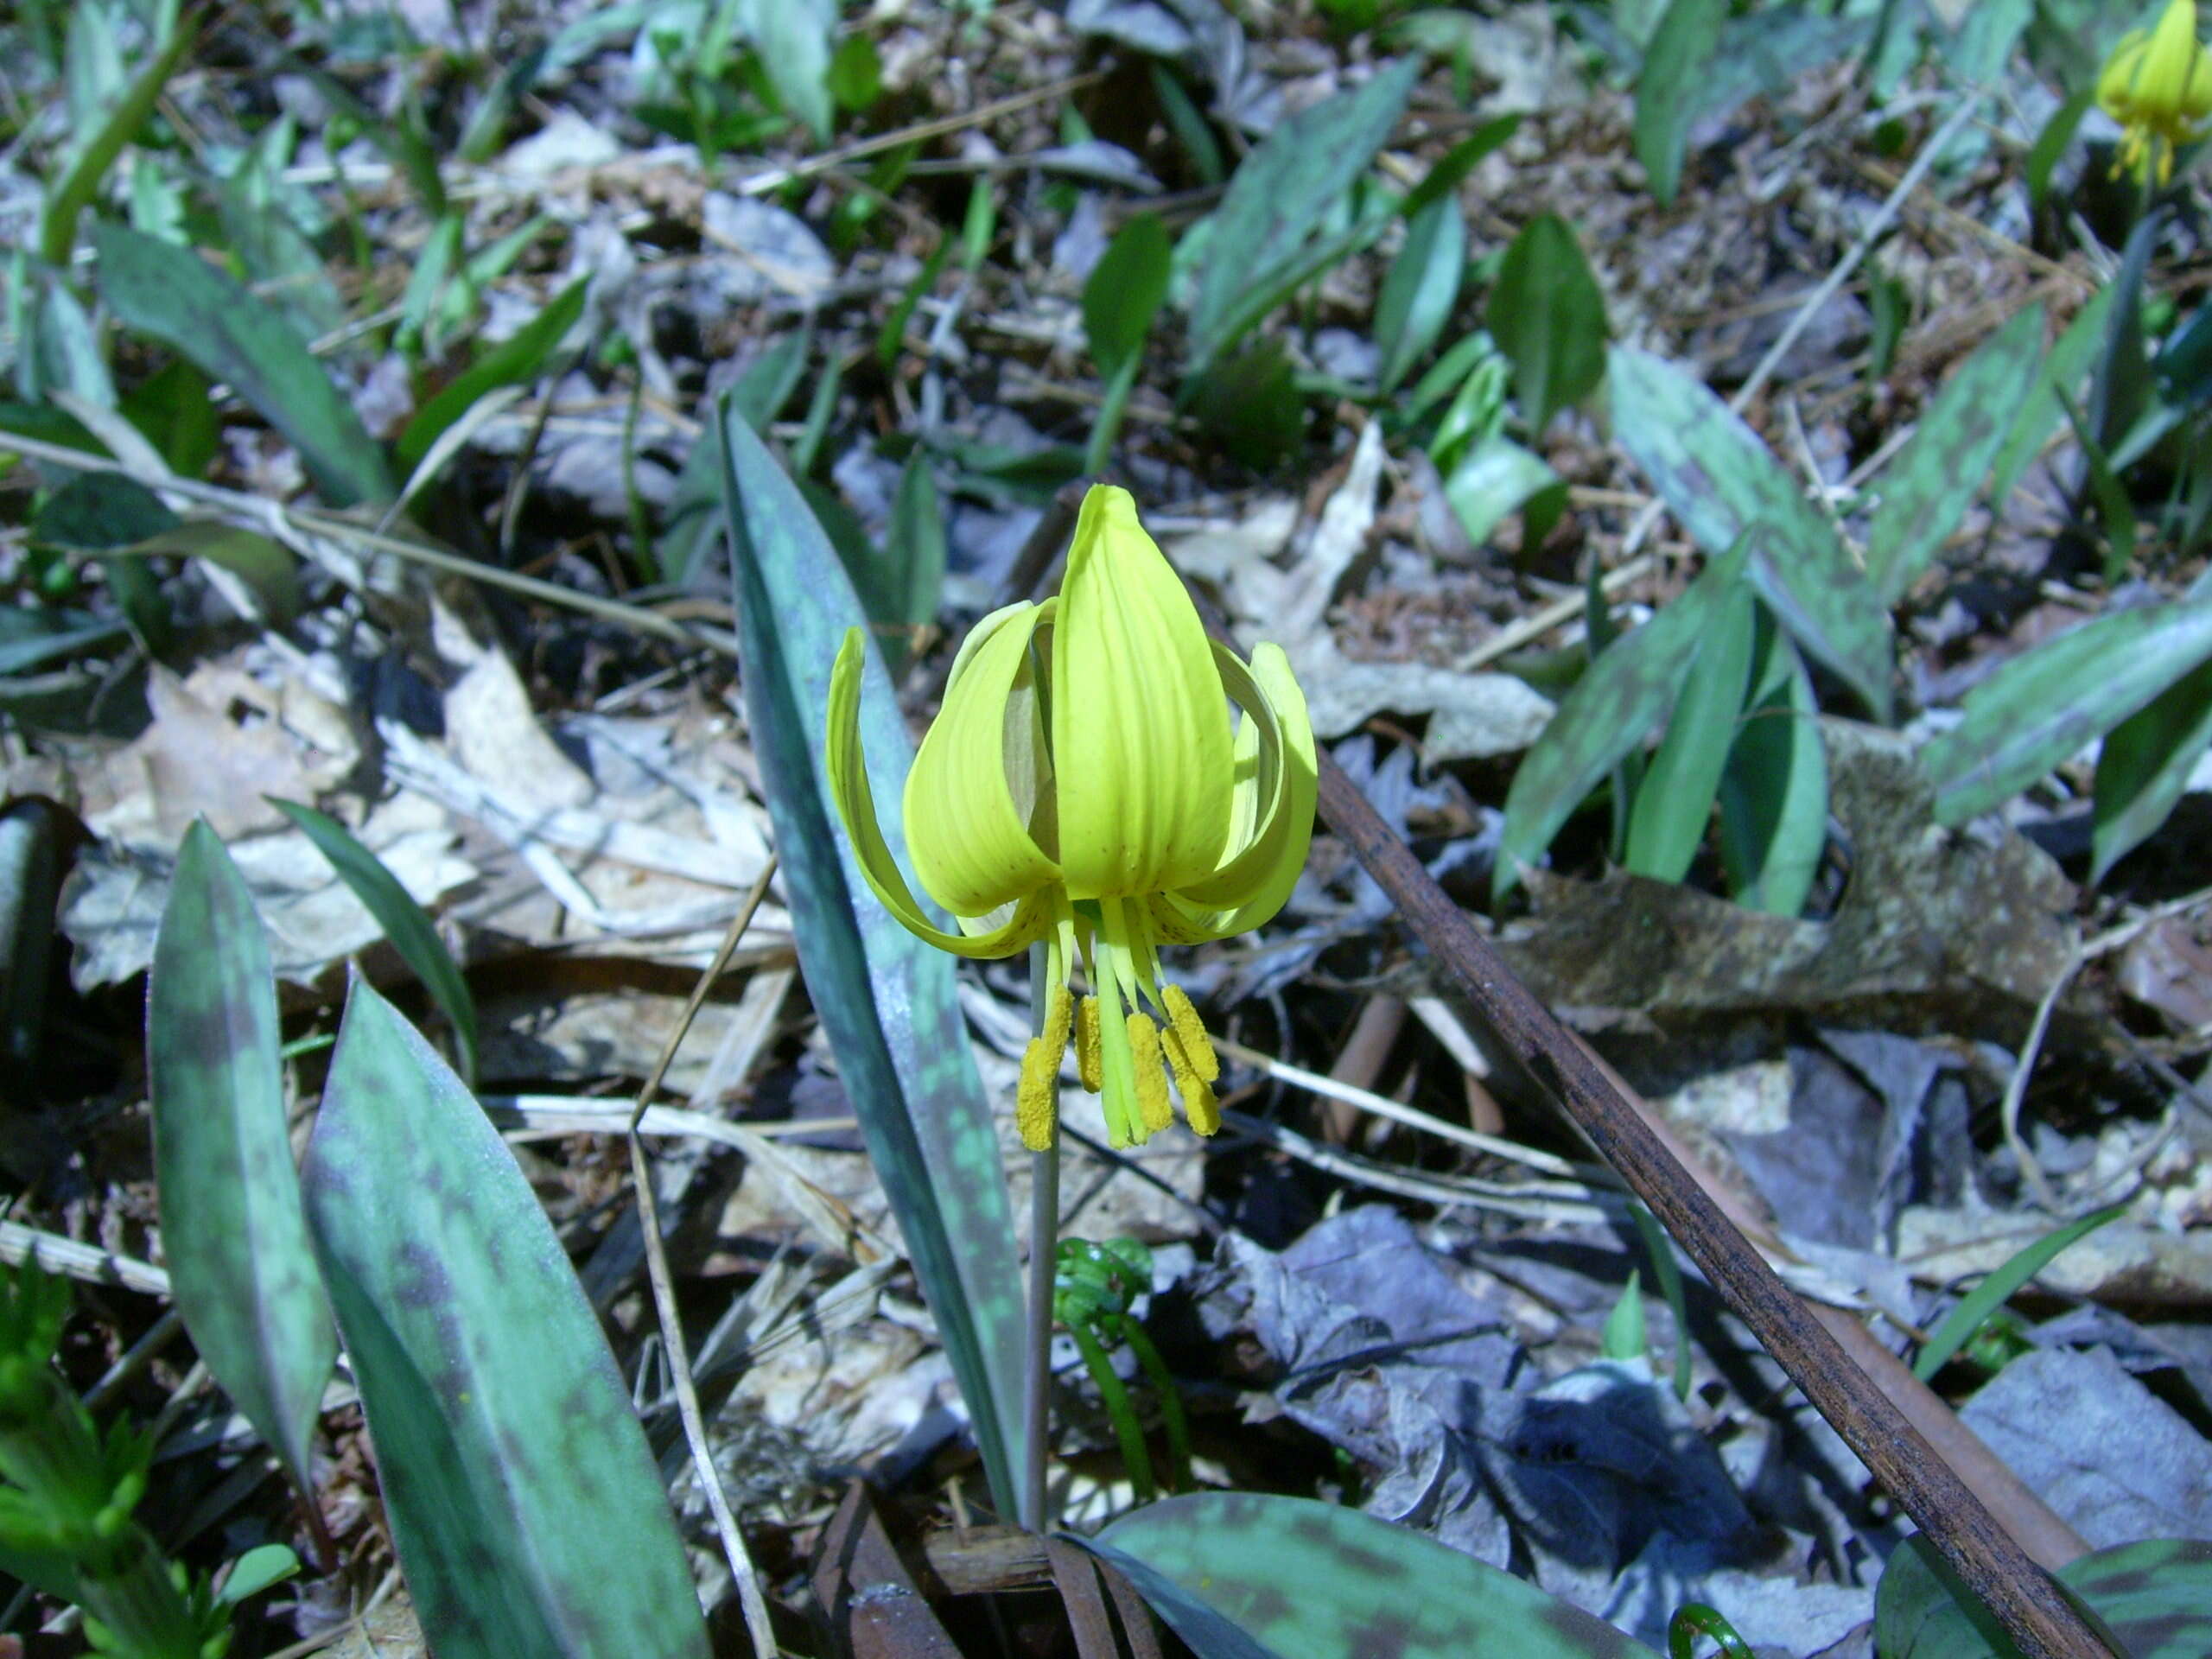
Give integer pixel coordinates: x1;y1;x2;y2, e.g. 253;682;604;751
627;858;779;1658
1308;753;2110;1659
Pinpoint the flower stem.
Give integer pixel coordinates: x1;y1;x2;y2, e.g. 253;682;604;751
1021;1138;1058;1533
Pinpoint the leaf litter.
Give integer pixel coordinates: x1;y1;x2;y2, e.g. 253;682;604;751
3;2;2211;1656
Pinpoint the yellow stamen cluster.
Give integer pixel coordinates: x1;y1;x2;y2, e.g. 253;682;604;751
2098;0;2212;185
1016;950;1226;1151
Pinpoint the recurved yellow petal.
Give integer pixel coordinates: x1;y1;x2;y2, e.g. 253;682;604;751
1052;486;1233;899
825;628;1049;958
2100;31;2150;118
1153;642;1317;943
904;601;1063;916
2142;0;2202;118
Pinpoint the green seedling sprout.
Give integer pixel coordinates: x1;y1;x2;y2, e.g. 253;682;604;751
1052;1237;1191;1503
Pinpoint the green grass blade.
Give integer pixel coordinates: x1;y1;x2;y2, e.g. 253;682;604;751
1911;1203;2126;1382
267;797;477;1087
1626;1198;1694;1401
715;403;1027;1516
302;978;709;1659
1090;1492;1657;1658
396;276;588;469
37;16;196;266
147;821;336;1494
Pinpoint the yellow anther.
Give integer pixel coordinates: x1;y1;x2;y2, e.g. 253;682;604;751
1161;1030;1224;1138
1016;1037;1059;1151
1040;980;1073;1058
1160;984;1219;1083
1076;995;1104;1092
1181;1074;1222;1136
1127;1012;1173;1135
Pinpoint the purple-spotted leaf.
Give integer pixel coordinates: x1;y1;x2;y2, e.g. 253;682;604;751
1863;306;2044;603
1610;347;1893;720
1923;597;2212;826
302;978;709;1659
1087;1492;1655;1658
1877;1534;2212;1659
147;822;335;1495
715;404;1027;1515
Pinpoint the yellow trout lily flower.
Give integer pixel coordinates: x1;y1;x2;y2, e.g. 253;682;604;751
2099;0;2212;184
826;485;1316;1152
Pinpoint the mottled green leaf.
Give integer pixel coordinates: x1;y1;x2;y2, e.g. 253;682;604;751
1876;1535;2212;1659
1089;1493;1655;1659
268;798;477;1086
1625;580;1755;882
1488;214;1607;433
1717;611;1826;916
1864;305;2044;603
1608;347;1892;718
1186;58;1417;372
1375;194;1465;394
1085;213;1172;378
148;822;335;1494
715;404;1026;1515
1923;598;2212;825
1912;1203;2125;1382
1634;0;1725;207
92;222;392;508
397;276;588;469
1990;288;2111;505
2092;651;2212;882
302;979;709;1659
1497;534;1751;899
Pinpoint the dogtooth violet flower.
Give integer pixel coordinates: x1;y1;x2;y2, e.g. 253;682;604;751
826;484;1316;1153
2098;0;2212;185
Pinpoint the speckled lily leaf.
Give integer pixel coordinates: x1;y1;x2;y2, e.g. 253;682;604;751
1609;347;1893;720
1922;596;2212;826
147;820;334;1495
715;404;1027;1516
93;221;391;508
1185;57;1417;374
302;979;709;1659
1863;304;2044;604
1875;1534;2212;1658
1087;1493;1656;1659
1497;533;1751;899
